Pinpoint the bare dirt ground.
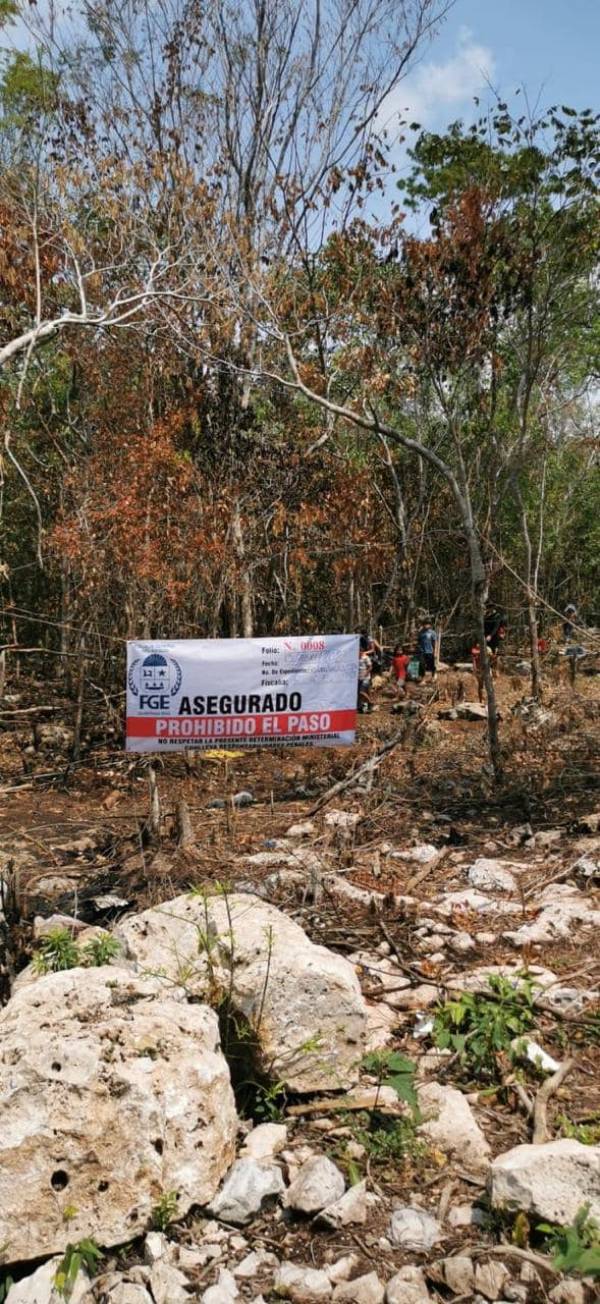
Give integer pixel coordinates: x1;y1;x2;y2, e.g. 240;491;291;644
1;661;599;1300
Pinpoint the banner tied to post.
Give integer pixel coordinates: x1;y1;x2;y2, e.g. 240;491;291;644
126;635;359;752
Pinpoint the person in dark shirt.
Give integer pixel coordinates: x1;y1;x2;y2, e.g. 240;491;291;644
417;620;438;679
359;629;383;675
484;604;507;671
563;603;578;641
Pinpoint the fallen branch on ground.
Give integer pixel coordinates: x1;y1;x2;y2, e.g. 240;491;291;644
532;1057;574;1143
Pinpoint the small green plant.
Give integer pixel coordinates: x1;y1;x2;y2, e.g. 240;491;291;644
557;1114;600;1145
353;1113;424;1165
32;928;80;974
81;935;121;967
152;1190;179;1231
0;1273;14;1304
361;1050;418;1115
253;1078;287;1122
54;1239;102;1299
32;928;121;975
433;975;536;1081
538;1204;600;1277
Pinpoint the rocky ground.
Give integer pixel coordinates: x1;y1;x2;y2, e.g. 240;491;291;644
0;663;599;1303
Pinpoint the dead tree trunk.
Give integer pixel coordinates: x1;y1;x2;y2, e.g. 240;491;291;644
468;535;503;783
144;763;161;843
516;487;543;700
175;798;194;849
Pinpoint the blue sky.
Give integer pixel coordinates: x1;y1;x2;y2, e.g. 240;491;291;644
383;0;599;137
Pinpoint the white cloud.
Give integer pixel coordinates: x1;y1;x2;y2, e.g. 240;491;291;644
377;28;496;135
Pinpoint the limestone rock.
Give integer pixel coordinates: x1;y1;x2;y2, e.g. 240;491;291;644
384;983;439;1011
467;859;518;893
326;1256;360;1285
332;1272;384;1303
439;702;487;721
316;1179;368;1227
287;822;316;838
0;968;237;1263
202;1267;240;1303
446;1202;486;1229
143;1232;168;1266
417;1083;491;1175
93;1281;153;1304
33;914;87;939
389;1206;441;1251
385;1265;431;1303
474;1260;510;1300
233;1250;277;1279
392;844;438;864
435;890;521;918
548;1282;587;1303
285;1155;345;1214
324;810;361;843
5;1260;90;1303
504;884;600;947
240;1123;287;1160
274;1262;332;1301
365;1002;397;1050
430;1256;475;1295
207;1158;285;1225
148;1259;190;1304
117;893;367;1091
490;1139;600;1223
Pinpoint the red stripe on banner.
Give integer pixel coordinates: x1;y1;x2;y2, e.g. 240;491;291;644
127;709;356;739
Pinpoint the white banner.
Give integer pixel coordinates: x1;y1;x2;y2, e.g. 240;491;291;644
126;635;359;752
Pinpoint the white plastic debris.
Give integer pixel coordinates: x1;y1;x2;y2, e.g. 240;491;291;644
511;1037;561;1075
412;1014;434;1040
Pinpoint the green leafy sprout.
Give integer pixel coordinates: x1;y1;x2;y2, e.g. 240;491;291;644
54;1239;102;1299
433;974;537;1081
361;1050;419;1116
152;1190;179;1232
538;1204;600;1277
32;928;120;975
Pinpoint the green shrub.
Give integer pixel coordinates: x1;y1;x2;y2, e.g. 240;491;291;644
433;975;536;1081
538;1204;600;1277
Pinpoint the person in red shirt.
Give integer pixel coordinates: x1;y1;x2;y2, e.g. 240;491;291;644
391;644;410;699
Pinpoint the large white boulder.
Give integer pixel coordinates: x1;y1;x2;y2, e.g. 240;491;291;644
490;1139;600;1224
0;968;237;1263
117;893;367;1091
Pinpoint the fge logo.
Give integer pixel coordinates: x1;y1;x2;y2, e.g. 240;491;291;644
128;651;182;713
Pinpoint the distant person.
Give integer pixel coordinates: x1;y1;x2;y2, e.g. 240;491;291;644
471;641;485;704
418;619;438;680
484;604;507;672
359;628;383;675
391;643;410;699
537;622;549;657
563;603;578;641
358;647;374;713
